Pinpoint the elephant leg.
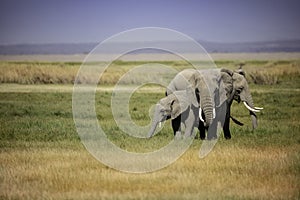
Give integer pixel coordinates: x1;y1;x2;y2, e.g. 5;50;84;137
198;121;206;140
207;118;218;140
171;116;181;136
184;120;195;138
183;109;197;138
223;103;231;139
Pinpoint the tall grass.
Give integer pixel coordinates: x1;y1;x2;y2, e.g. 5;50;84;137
0;62;78;84
0;60;189;85
247;61;300;85
1;60;299;85
215;60;300;85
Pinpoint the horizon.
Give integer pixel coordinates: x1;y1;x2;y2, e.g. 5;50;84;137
1;0;300;45
1;39;300;55
1;38;300;46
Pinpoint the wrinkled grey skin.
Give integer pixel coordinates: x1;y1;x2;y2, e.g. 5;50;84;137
167;68;261;139
166;69;214;127
148;87;200;138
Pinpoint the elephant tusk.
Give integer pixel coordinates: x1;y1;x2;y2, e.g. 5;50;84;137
158;122;162;128
199;107;204;122
213;108;216;119
243;102;260;112
254;106;264;110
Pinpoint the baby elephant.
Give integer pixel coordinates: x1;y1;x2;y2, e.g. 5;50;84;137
147;87;201;138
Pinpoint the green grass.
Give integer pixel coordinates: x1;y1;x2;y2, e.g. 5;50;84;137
0;60;300;199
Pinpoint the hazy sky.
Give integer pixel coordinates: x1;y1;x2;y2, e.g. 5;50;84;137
0;0;299;44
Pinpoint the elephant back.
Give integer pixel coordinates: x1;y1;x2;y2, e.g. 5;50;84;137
166;69;196;95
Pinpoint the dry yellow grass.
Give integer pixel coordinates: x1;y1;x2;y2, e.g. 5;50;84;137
0;142;298;199
0;62;78;84
1;60;300;85
1;53;300;62
245;61;300;85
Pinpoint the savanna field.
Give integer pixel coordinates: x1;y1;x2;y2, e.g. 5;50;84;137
0;58;299;199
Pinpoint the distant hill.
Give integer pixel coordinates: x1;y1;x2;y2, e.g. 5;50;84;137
202;40;300;53
0;40;300;55
0;43;95;55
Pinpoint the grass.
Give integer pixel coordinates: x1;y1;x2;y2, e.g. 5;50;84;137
0;60;189;85
0;59;300;199
1;60;300;86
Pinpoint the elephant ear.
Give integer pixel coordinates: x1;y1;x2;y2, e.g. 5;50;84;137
186;86;198;107
220;69;233;99
188;73;199;89
232;72;246;85
170;99;181;119
171;91;190;119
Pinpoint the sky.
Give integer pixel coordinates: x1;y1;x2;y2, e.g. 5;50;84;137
0;0;299;45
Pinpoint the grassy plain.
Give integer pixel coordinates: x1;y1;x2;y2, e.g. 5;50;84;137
0;59;299;199
1;59;300;85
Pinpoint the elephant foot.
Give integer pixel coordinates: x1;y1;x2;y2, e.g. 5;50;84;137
183;134;195;140
223;130;231;140
207;134;218;140
224;134;231;140
175;131;182;140
199;133;206;140
184;129;194;138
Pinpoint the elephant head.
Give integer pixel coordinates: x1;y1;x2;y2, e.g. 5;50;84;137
188;71;215;127
189;68;263;130
221;68;263;129
147;87;198;138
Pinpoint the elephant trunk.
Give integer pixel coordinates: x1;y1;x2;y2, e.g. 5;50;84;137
147;120;159;138
148;104;164;138
242;89;259;129
200;94;214;126
197;76;214;126
245;92;258;129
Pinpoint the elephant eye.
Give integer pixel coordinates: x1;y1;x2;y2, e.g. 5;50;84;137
236;86;243;93
161;108;169;113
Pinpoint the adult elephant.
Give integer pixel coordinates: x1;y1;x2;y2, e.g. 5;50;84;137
148;87;203;138
166;69;215;127
167;68;263;139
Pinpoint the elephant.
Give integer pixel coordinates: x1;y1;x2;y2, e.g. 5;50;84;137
166;68;263;139
166;69;215;127
147;87;202;138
